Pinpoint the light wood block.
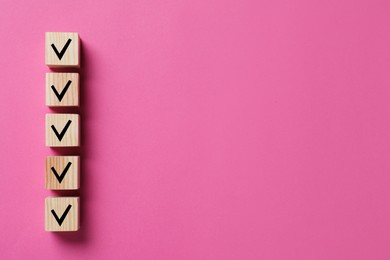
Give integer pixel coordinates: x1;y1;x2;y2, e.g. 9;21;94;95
45;197;79;232
46;156;80;190
46;73;79;107
45;32;80;68
46;114;80;147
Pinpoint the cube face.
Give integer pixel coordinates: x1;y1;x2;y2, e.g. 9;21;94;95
46;73;79;107
46;156;80;190
45;197;79;232
46;114;80;147
45;32;80;68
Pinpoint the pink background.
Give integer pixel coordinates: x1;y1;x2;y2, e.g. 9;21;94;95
0;0;390;259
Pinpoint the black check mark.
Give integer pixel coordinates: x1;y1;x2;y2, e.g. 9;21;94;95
51;80;72;102
51;162;72;183
51;204;72;226
51;39;72;60
51;120;72;141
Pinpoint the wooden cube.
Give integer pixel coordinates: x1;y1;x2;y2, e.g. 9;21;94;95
46;156;80;190
45;197;79;232
45;32;80;68
46;73;79;107
46;114;80;147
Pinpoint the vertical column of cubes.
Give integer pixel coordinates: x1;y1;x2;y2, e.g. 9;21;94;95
44;32;81;232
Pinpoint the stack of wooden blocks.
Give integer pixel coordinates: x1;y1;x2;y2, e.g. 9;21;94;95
45;32;81;232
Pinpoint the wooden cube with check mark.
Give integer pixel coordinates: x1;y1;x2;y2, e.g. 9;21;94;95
46;73;79;107
45;32;80;68
45;197;79;232
46;114;80;147
45;156;80;190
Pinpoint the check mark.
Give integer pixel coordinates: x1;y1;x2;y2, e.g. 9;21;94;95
51;204;72;226
51;80;72;102
51;39;72;60
51;120;72;141
51;162;72;183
